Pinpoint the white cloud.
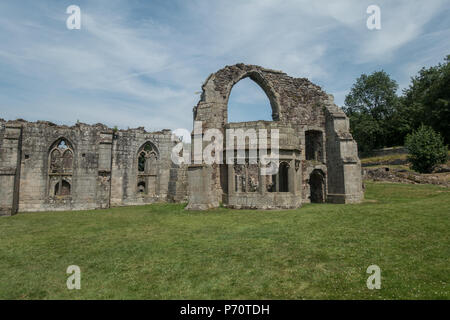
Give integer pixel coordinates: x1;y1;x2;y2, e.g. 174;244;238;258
0;0;448;131
359;0;447;62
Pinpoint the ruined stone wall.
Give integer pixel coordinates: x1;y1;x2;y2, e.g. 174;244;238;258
1;63;363;214
193;64;331;204
0;119;188;215
0;121;22;215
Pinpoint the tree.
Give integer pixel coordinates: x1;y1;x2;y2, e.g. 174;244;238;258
405;125;448;173
402;55;450;144
343;71;400;154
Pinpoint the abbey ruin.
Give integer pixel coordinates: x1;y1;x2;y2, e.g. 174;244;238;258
0;64;363;215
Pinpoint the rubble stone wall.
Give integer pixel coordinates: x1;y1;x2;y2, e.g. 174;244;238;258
188;63;364;209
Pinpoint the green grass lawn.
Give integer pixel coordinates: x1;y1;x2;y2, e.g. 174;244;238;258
0;182;449;300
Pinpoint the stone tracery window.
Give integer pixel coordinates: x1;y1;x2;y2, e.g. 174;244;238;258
48;138;73;197
137;141;159;196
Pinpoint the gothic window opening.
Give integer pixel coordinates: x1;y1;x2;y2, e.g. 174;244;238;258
48;138;74;197
227;77;274;123
305;130;323;161
138;152;147;172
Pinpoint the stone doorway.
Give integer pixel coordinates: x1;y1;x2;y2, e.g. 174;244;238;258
309;170;325;203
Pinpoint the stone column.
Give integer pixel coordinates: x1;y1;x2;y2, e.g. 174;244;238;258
244;162;248;193
259;162;266;194
275;163;280;192
227;164;234;195
289;159;296;194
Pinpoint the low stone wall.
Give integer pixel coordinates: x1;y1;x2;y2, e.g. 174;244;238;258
363;167;449;187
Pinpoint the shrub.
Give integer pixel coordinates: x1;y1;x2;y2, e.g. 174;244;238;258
405;125;448;173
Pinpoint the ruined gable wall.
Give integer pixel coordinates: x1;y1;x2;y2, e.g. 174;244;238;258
194;64;331;203
191;63;363;207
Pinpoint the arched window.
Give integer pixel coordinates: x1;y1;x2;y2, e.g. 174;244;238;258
48;138;74;197
137;141;159;196
138;142;158;174
305;130;323;161
228;77;273;123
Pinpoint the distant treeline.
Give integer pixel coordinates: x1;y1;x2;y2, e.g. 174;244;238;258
343;55;449;155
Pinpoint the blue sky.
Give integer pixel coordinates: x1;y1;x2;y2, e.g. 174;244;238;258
0;0;449;132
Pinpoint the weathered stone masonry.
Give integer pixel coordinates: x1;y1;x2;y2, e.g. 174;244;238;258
0;120;188;215
186;64;364;210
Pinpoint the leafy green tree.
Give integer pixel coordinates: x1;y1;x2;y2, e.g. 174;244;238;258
405;125;448;173
402;55;450;144
343;71;400;154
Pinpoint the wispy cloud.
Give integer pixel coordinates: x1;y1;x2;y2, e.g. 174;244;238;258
0;0;448;127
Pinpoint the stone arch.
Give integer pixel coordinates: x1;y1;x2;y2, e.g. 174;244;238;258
198;65;284;125
187;63;364;210
224;71;281;121
227;77;274;123
49;137;75;153
309;169;325;203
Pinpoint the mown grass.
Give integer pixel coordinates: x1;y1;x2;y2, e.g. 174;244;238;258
0;182;448;300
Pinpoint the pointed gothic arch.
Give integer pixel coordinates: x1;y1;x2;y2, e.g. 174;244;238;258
225;71;281;122
227;77;273;123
